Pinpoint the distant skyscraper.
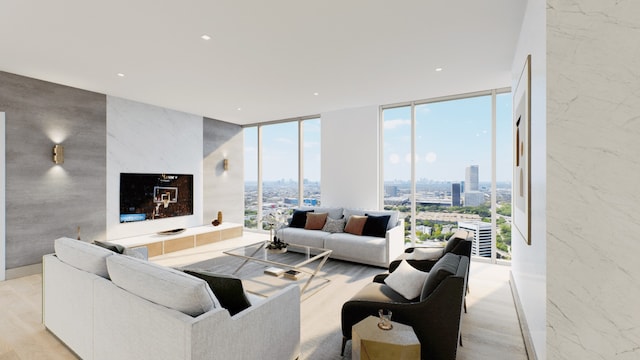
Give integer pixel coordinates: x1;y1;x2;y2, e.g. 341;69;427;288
465;165;479;192
464;191;485;207
458;221;492;258
451;183;461;206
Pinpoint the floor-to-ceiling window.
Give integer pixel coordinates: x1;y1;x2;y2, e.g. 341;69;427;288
243;117;321;232
382;89;511;262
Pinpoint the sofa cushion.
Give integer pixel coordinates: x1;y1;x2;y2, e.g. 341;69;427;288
299;206;343;220
343;208;399;231
184;270;251;316
277;227;329;248
322;217;346;233
304;212;328;230
106;255;219;317
344;215;367;235
325;233;387;265
420;253;460;300
54;237;113;278
362;214;391;238
290;209;314;228
384;259;429;300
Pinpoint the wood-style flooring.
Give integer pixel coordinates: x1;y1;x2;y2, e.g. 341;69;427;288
0;233;527;359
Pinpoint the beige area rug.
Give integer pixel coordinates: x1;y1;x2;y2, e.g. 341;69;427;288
180;253;385;359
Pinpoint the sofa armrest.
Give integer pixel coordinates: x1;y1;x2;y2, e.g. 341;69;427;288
385;219;405;267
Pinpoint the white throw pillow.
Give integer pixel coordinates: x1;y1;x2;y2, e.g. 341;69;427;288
384;259;429;300
407;247;444;261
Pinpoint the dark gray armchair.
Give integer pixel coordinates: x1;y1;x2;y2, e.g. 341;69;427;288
341;253;469;360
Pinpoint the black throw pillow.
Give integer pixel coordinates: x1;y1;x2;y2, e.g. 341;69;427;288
289;209;314;228
362;214;391;238
93;240;125;254
184;270;251;316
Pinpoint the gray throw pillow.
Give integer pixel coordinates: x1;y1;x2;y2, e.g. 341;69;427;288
322;217;346;233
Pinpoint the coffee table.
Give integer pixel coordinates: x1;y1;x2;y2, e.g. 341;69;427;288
223;241;332;294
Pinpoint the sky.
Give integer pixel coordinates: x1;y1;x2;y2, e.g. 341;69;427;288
244;92;513;184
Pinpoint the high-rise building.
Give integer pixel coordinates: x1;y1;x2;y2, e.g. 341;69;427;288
451;183;461;206
458;221;492;258
465;165;479;192
464;191;485;207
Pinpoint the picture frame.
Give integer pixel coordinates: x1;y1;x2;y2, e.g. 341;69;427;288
513;54;531;245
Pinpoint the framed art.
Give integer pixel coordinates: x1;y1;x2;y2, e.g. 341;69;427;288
513;54;531;245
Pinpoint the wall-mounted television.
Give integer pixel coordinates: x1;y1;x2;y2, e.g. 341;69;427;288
120;173;193;223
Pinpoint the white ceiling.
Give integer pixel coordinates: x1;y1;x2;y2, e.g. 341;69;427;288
0;0;526;125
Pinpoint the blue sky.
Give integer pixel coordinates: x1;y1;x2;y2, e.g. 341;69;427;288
245;93;512;183
384;93;512;183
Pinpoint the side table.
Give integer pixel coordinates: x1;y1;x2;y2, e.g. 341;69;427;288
352;316;420;360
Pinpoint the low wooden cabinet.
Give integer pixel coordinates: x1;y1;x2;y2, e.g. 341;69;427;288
109;223;243;258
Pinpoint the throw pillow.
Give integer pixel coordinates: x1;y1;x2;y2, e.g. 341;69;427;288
304;212;328;230
384;259;429;300
322;217;346;233
344;215;367;235
93;240;126;254
362;214;391;238
184;270;251;316
407;247;444;261
290;210;314;228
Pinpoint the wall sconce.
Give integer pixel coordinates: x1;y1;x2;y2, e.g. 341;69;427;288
223;158;229;171
53;144;64;164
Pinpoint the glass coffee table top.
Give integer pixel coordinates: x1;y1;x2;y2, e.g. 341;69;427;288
223;241;332;295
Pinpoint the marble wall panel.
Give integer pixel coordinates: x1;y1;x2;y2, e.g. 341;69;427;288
106;96;204;239
203;118;244;225
547;1;640;358
0;71;106;269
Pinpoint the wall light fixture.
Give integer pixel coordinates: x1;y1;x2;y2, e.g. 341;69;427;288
53;144;64;164
223;158;229;171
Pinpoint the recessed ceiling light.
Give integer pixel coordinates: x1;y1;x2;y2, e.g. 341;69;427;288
237;107;242;111
313;92;319;96
201;34;211;40
117;73;125;77
435;67;443;72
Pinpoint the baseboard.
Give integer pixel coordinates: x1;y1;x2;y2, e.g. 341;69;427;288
5;262;42;280
509;270;537;360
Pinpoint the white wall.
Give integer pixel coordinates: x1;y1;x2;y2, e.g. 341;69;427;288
547;1;640;358
106;96;204;239
321;106;380;209
1;112;5;281
511;0;546;358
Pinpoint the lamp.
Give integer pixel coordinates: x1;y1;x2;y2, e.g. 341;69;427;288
53;144;64;164
223;158;229;171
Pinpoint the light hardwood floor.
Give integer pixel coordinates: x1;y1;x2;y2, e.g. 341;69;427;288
0;233;527;359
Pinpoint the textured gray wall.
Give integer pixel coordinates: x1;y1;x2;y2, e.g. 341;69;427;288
203;118;244;225
0;71;106;268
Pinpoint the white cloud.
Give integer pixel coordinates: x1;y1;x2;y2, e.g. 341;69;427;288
425;152;437;163
384;119;410;130
389;153;400;164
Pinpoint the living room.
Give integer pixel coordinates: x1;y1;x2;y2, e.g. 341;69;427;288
2;1;640;359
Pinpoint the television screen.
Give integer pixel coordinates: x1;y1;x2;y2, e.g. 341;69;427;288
120;173;193;223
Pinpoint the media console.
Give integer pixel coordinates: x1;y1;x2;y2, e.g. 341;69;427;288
109;223;243;257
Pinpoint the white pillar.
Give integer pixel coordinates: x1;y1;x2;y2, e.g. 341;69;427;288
1;112;6;281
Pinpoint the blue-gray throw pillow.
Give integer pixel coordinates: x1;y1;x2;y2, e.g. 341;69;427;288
290;209;314;228
184;270;251;316
362;214;391;238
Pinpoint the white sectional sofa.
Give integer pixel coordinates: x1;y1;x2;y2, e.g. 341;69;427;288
276;207;405;268
43;237;301;360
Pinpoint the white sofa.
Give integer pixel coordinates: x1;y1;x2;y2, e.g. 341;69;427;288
277;207;405;268
43;237;301;360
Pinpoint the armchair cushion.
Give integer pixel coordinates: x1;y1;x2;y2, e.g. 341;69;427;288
384;259;429;300
407;247;444;260
184;270;251;316
421;253;461;300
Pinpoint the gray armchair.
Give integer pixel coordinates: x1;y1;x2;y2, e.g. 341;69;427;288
341;253;469;360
